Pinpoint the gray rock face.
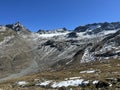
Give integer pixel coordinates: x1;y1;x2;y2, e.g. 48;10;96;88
67;32;78;38
0;27;35;79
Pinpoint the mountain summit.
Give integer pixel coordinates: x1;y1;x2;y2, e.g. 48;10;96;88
5;22;31;35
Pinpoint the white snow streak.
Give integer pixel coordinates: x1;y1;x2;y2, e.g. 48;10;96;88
36;80;52;86
80;70;96;74
51;79;84;88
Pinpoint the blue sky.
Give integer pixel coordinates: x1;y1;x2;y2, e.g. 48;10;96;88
0;0;120;32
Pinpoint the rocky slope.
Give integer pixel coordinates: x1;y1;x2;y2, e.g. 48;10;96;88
0;23;36;79
0;22;120;81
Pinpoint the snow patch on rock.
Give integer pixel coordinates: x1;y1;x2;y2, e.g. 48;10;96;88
36;80;52;86
81;47;95;63
16;81;29;87
80;70;96;74
92;80;99;84
51;79;84;88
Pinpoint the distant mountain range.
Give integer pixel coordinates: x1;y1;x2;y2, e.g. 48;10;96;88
0;21;120;80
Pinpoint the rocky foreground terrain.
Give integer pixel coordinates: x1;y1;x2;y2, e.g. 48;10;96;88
0;22;120;90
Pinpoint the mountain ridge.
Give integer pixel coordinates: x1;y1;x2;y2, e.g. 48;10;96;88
0;21;120;81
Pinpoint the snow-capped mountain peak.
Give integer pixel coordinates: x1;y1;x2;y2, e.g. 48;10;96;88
0;21;120;82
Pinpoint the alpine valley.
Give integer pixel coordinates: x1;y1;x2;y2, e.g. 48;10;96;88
0;22;120;90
